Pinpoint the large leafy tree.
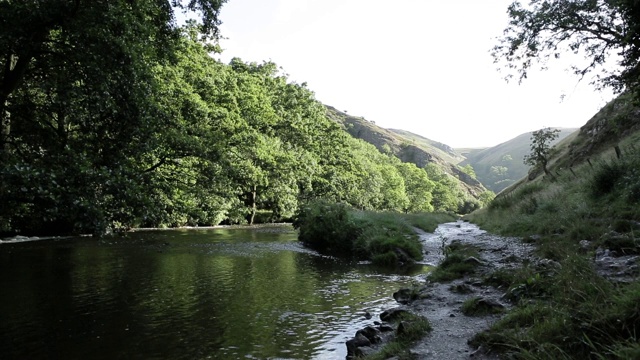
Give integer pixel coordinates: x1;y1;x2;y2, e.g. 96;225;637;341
0;0;226;157
0;1;226;233
493;0;640;93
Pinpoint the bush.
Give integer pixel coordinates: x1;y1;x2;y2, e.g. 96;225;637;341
293;200;362;254
589;160;627;198
294;201;453;265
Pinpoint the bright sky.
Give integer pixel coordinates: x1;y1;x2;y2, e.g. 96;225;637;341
213;0;616;148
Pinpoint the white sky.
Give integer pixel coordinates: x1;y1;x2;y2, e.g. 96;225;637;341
213;0;616;148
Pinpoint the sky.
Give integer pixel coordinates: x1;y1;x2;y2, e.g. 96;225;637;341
211;0;616;148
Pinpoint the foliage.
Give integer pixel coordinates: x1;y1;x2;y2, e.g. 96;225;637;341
466;131;640;359
523;127;560;176
428;242;481;282
294;200;453;266
461;297;504;316
459;164;477;179
400;212;457;232
493;0;640;94
0;2;470;235
362;312;432;360
293;200;362;254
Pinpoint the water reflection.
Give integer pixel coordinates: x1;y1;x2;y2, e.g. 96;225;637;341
0;226;429;359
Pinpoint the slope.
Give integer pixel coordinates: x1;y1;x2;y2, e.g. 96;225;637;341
459;128;577;193
324;105;488;201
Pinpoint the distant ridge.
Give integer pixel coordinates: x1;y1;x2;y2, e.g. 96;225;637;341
324;105;487;199
460;128;577;193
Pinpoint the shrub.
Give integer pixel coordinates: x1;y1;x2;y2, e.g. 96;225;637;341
294;201;448;265
293;200;362;254
589;160;627;198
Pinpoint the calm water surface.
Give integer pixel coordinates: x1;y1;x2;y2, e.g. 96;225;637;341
0;225;429;359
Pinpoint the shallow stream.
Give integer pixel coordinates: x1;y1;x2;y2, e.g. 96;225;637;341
0;225;430;359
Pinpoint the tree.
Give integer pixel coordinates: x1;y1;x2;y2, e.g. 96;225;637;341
0;0;226;160
523;127;560;176
493;0;640;93
460;164;477;179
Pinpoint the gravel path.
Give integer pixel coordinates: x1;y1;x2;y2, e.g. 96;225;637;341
398;220;534;359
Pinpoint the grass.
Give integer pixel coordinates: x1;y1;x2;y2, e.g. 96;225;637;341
461;297;505;316
462;132;640;359
362;312;432;360
401;212;458;232
294;200;456;266
428;242;482;282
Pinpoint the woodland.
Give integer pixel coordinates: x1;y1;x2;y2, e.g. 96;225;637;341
0;1;478;236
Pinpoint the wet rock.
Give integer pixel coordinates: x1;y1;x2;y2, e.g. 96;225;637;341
393;288;417;304
380;308;410;322
579;240;591;253
464;256;486;266
346;333;371;358
364;311;372;319
355;346;376;357
378;324;394;332
356;326;382;344
524;234;541;243
538;258;562;269
449;283;474;294
474;298;505;314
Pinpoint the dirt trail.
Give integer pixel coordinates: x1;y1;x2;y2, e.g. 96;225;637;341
403;220;535;359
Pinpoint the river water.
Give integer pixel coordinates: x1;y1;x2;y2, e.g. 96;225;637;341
0;225;429;359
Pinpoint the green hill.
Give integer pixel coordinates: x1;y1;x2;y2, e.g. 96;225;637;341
324;105;488;201
459;128;577;193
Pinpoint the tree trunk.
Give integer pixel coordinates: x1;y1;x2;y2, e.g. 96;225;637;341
249;185;257;225
1;53;31;162
0;101;9;162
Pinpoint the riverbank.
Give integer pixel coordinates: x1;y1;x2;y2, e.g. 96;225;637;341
346;220;536;359
349;217;640;359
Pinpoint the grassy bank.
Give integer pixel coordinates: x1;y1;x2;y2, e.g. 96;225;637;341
293;200;455;266
464;134;640;358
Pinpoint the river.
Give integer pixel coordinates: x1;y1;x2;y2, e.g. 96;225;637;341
0;225;430;359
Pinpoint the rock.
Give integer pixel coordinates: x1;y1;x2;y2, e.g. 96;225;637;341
364;311;372;319
449;283;474;294
393;288;416;304
380;308;410;322
378;324;394;332
346;333;371;358
473;298;505;314
538;258;562;269
356;326;382;344
463;256;486;266
579;240;591;253
524;234;541;243
396;321;409;336
355;346;377;358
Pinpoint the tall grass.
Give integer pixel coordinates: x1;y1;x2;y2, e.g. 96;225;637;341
467;142;640;359
294;200;455;266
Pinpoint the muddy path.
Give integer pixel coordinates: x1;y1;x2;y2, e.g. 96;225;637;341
346;220;536;359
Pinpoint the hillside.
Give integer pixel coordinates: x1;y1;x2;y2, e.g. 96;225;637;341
459;128;577;193
466;92;640;358
324;105;488;200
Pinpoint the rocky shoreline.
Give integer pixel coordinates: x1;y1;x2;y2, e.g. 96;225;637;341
345;220;640;359
345;220;533;359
